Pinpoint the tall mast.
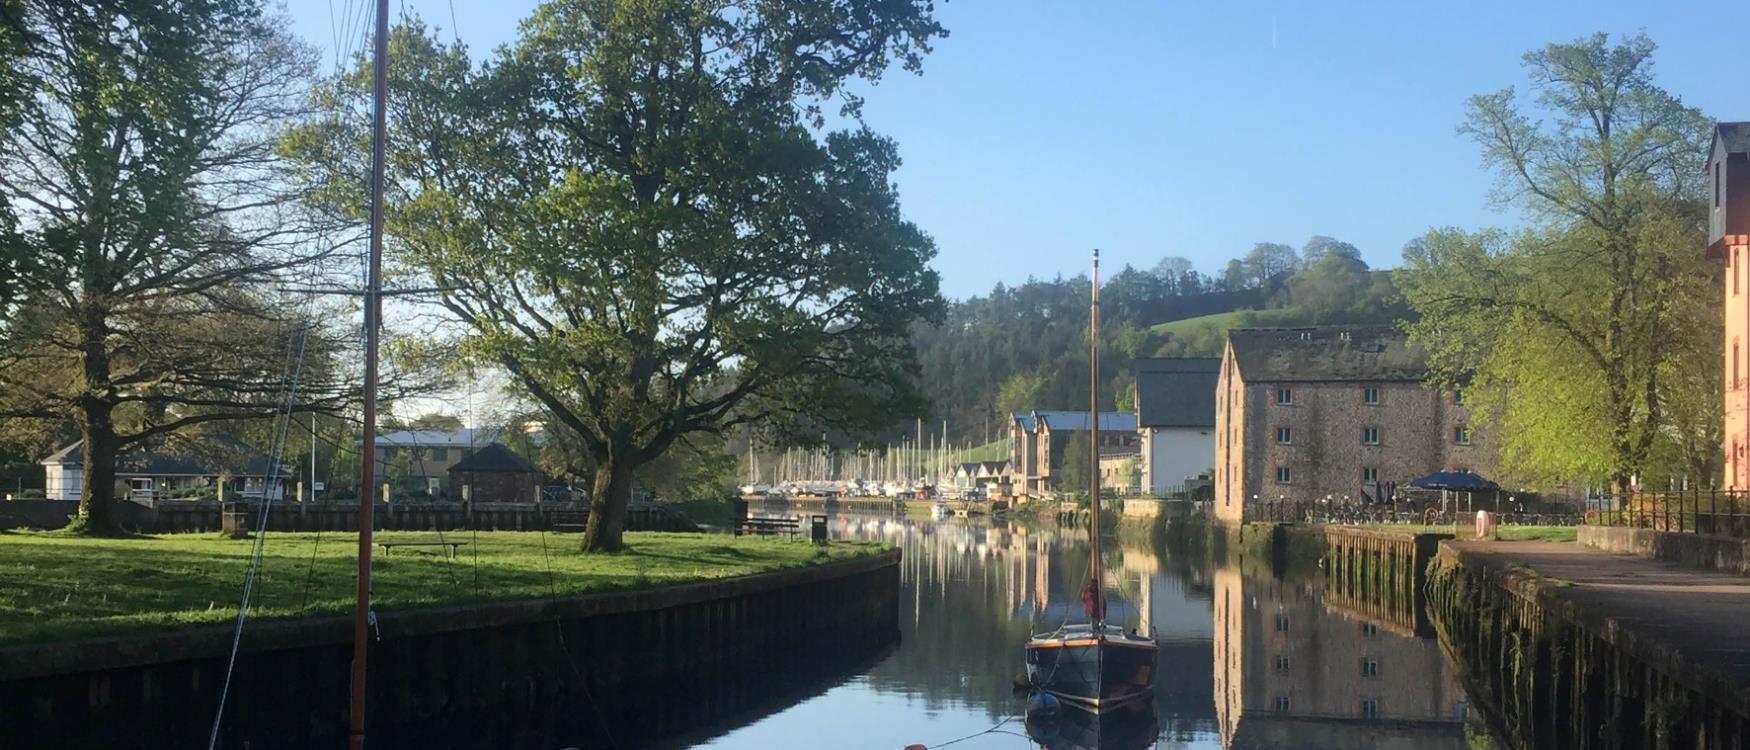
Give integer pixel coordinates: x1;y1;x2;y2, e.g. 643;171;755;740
1089;248;1104;630
351;0;388;746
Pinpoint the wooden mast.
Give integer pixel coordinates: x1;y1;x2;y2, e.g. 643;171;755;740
350;0;388;745
1089;248;1104;631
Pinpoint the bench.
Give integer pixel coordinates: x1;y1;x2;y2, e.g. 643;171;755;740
735;517;800;537
548;510;590;532
377;540;466;559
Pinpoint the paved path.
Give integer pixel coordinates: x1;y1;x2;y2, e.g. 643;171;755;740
1449;540;1750;699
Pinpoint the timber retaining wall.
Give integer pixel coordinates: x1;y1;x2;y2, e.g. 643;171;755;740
0;549;901;749
1426;544;1750;749
1323;527;1449;637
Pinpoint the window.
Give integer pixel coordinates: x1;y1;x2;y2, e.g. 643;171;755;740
430;447;448;462
1361;622;1378;637
1274;694;1291;713
1737;341;1741;385
1362;426;1379;445
1275;466;1292;484
1362;387;1379;405
1276;387;1293;405
1361;657;1380;677
1454;425;1472;445
1274;612;1290;632
1274;654;1290;673
382;446;398;458
1363;466;1378;483
1360;697;1380;718
1275;426;1292;445
1452;389;1466;405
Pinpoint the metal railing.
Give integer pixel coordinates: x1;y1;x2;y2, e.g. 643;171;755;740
1246;499;1584;527
1585;490;1750;538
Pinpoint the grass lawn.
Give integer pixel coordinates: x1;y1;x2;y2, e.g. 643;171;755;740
1359;523;1579;543
0;530;883;645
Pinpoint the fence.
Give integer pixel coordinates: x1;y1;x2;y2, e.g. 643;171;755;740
1246;499;1583;527
1585;490;1750;538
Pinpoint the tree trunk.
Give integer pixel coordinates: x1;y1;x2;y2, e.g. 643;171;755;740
75;299;123;536
582;455;634;552
76;408;122;536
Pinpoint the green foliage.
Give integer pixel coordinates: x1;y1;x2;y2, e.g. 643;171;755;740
0;0;363;533
1398;34;1714;490
0;530;883;643
284;1;947;551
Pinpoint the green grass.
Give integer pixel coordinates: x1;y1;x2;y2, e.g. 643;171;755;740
0;530;882;645
948;439;1009;464
1359;523;1578;543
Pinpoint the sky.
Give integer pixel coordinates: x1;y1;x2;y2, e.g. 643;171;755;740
283;0;1750;300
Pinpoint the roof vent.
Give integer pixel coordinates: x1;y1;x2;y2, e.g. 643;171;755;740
1297;331;1313;341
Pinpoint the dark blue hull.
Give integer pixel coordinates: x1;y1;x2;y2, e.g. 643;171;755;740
1024;627;1157;708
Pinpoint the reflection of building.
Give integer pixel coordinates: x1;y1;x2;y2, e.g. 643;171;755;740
1710;123;1750;488
1009;411;1139;497
1214;327;1489;523
1213;566;1470;749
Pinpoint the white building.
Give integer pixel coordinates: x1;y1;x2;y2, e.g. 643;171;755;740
1133;357;1220;496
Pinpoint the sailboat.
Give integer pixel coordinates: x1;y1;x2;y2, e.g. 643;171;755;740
1024;249;1158;709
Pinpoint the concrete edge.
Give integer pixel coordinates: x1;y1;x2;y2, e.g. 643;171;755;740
1432;541;1750;717
1578;525;1750;577
0;546;899;682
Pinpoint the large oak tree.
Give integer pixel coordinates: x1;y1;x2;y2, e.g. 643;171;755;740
0;0;354;533
288;1;947;551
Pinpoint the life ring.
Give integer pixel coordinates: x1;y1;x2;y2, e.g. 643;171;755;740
1422;506;1439;525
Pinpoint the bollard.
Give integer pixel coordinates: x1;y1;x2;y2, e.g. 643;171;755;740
1475;510;1498;540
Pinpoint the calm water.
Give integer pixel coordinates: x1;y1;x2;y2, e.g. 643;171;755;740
677;513;1477;750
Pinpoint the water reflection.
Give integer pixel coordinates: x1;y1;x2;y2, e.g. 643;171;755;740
686;514;1474;750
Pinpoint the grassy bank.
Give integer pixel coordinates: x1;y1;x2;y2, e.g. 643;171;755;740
0;530;882;645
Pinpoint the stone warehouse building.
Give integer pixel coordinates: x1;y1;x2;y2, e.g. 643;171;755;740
1214;327;1488;523
1009;411;1139;497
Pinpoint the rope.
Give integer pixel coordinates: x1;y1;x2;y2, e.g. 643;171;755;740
910;715;1022;749
207;271;321;749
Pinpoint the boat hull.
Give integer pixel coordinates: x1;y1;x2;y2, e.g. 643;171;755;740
1024;632;1157;708
1024;693;1159;750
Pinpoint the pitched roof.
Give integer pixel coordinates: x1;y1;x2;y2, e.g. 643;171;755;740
1719;122;1750;155
1134;357;1221;428
376;428;493;447
447;443;539;474
1033;410;1137;433
41;438;291;477
1226;326;1426;383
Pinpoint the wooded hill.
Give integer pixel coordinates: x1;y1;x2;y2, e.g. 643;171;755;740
911;238;1409;441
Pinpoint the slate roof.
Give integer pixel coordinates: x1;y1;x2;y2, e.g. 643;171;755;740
1226;326;1426;383
447;443;539;474
42;438;291;477
1011;413;1036;432
1034;410;1137;433
1719;122;1750;155
1134;357;1221;429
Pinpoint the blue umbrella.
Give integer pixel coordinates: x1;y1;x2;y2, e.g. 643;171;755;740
1409;471;1499;492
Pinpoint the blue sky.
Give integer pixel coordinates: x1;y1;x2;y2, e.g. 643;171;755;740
285;0;1749;300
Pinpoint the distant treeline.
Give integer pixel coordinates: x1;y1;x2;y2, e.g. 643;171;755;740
911;237;1408;440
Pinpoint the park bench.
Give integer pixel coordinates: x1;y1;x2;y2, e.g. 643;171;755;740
377;540;467;559
548;510;590;532
735;516;800;537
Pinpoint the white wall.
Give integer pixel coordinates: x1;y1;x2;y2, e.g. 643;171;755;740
44;465;81;501
1144;427;1214;495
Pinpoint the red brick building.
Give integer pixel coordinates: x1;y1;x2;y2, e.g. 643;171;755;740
1711;123;1750;488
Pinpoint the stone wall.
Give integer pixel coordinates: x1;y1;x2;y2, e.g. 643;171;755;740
1579;526;1750;577
0;550;900;749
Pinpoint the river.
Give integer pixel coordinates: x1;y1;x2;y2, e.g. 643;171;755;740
672;513;1479;750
